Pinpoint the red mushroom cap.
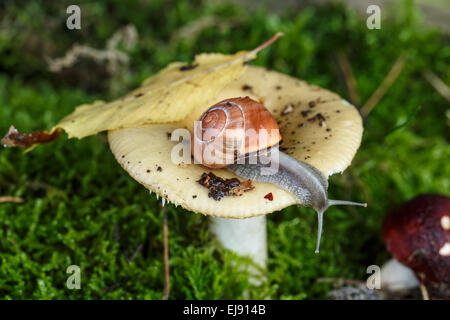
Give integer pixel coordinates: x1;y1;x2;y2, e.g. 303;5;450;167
382;194;450;291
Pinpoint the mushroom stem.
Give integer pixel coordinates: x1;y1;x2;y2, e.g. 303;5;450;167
210;215;267;284
380;258;419;291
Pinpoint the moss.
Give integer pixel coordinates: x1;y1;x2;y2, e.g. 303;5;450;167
0;0;448;299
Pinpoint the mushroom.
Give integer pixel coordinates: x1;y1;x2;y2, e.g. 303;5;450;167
381;194;450;298
108;66;366;277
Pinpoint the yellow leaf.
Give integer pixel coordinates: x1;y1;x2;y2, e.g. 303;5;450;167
53;33;283;139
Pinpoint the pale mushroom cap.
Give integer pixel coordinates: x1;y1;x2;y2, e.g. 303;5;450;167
108;66;363;218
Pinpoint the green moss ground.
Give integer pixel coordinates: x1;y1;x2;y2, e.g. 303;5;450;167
0;0;448;299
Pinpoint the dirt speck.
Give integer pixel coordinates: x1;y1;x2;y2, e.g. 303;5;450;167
264;193;274;201
301;110;313;117
179;63;199;71
307;113;326;127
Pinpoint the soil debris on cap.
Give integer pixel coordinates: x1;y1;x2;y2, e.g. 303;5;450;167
301;110;313;117
264;193;274;201
307;113;326;127
179;63;199;71
198;172;254;201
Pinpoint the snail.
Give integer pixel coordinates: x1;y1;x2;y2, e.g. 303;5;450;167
193;97;366;253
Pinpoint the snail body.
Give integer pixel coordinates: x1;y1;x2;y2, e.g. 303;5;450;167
194;97;366;253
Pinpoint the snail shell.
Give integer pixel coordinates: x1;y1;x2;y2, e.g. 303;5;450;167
193;97;281;168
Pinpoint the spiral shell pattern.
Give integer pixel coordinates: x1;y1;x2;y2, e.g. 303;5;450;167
193;97;281;168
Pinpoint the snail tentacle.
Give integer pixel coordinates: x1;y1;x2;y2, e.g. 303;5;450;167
328;200;368;207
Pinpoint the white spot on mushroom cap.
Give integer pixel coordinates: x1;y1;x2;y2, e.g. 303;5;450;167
439;242;450;256
344;120;354;127
441;216;450;230
282;104;294;115
341;100;351;106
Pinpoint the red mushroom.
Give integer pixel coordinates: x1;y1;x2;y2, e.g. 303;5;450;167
382;194;450;298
